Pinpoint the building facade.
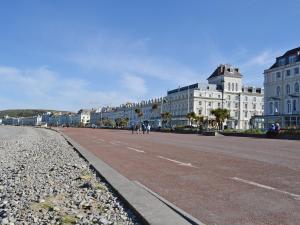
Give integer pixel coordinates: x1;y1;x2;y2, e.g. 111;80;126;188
264;47;300;129
89;64;263;130
165;64;264;129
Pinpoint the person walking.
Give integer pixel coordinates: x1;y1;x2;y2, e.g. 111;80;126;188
142;123;146;134
131;124;135;134
147;124;151;134
135;124;139;134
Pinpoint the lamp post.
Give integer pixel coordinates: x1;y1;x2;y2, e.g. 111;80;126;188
221;78;225;109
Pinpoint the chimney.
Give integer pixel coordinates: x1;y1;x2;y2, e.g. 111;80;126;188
220;65;225;74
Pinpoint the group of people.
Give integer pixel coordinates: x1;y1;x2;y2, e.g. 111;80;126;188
267;123;281;137
131;123;151;134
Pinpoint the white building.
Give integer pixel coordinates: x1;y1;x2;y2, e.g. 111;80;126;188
264;47;300;129
93;64;263;130
166;64;264;129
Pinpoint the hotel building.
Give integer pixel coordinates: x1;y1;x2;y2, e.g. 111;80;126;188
264;47;300;128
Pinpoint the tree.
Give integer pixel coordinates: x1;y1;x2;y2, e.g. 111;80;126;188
134;108;141;114
151;103;159;122
161;112;172;127
186;112;196;126
194;115;204;128
152;103;158;110
115;117;129;128
210;108;230;130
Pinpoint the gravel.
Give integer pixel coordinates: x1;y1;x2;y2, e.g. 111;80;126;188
0;126;140;225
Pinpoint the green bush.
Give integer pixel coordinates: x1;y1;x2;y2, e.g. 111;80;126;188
243;129;266;134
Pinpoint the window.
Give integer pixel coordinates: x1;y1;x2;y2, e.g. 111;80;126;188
253;97;256;102
235;111;238;117
235;83;238;92
228;83;231;91
276;72;281;78
218;95;221;98
245;103;248;109
274;102;279;113
253;104;256;109
269;102;274;114
199;101;202;106
208;102;212;107
231;83;234;91
278;58;285;66
244;112;248;118
295;82;299;93
293;100;297;112
227;102;231;108
289;55;297;64
228;95;231;100
245;96;248;101
286;84;291;94
287;100;292;113
286;69;291;76
235;103;239;108
294;67;299;75
218;102;221;107
276;86;281;96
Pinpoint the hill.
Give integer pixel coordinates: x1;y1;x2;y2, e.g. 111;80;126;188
0;109;72;118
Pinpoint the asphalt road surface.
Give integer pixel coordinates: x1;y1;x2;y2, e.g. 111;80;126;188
61;128;300;225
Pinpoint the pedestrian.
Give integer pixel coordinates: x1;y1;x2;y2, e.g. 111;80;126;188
135;124;139;134
131;124;134;134
147;124;151;134
275;123;280;133
142;123;146;134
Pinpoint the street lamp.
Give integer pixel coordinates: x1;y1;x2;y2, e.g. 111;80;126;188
221;78;225;109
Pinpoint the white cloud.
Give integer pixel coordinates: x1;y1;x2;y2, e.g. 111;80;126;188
241;50;278;67
120;74;147;95
0;65;135;111
67;35;200;86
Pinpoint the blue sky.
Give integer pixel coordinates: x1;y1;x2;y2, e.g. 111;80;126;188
1;0;300;111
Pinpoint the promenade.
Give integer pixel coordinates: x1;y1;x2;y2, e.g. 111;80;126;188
62;128;300;225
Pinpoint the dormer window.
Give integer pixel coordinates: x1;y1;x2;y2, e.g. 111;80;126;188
289;55;297;64
278;58;285;66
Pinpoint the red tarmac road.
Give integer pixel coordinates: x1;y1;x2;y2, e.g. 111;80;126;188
61;128;300;225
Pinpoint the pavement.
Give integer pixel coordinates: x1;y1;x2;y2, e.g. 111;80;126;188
61;128;300;225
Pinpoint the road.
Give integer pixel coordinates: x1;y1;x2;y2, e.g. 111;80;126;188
61;128;300;225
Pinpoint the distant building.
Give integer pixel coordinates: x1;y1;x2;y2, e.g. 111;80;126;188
264;47;300;128
96;64;263;130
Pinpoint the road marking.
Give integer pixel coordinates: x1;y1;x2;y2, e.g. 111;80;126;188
231;177;300;200
109;141;119;146
126;147;145;153
157;155;198;168
98;138;104;142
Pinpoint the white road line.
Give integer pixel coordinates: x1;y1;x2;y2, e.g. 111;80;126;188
98;138;104;142
231;177;300;200
126;147;145;153
109;142;119;146
157;155;198;168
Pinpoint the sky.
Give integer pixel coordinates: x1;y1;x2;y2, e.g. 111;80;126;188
0;0;300;111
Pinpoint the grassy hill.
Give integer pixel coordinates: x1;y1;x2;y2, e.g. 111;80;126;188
0;109;72;118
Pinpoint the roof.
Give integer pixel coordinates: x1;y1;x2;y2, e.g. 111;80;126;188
207;64;242;80
269;46;300;69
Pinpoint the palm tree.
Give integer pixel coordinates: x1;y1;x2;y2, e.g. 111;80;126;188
134;108;141;114
186;112;196;126
161;112;172;127
210;108;230;130
194;115;204;128
152;103;158;110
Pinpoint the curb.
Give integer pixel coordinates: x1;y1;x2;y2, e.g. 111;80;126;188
134;181;206;225
59;131;194;225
